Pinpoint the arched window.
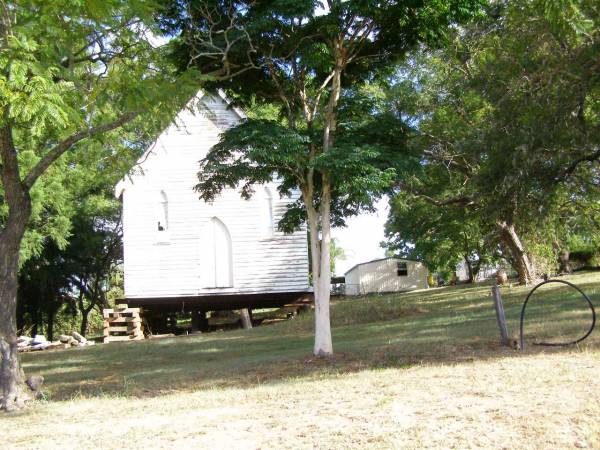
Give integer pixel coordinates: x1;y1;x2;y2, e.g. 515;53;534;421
204;217;233;288
157;190;168;232
261;187;274;238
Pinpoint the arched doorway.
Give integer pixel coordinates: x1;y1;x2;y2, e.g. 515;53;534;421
203;217;233;288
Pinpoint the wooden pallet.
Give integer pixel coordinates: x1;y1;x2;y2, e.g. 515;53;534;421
103;304;144;343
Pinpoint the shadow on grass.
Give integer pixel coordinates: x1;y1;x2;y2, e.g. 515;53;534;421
22;271;600;402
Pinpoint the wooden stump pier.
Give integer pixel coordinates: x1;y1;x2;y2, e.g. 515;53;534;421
103;304;144;343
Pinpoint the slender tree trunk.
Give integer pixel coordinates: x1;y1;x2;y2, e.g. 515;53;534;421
31;301;39;337
80;309;90;337
472;258;481;279
464;256;474;283
496;221;535;285
46;304;54;342
308;48;343;357
305;201;333;356
46;291;61;342
314;179;333;357
77;285;97;337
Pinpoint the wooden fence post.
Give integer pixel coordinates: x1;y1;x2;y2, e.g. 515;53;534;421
491;284;509;346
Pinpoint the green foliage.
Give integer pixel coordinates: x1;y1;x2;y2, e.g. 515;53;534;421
0;0;199;264
329;238;346;275
386;193;495;274
166;0;483;229
388;0;600;277
197;94;406;232
17;134;136;337
163;0;483;93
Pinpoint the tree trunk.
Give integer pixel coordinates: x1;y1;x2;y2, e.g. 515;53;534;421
305;196;333;357
472;259;481;279
32;303;39;337
314;180;333;357
310;246;333;356
308;50;343;358
0;234;29;411
0;124;33;410
46;296;60;342
46;307;54;342
558;250;571;274
80;310;90;337
496;221;535;285
464;256;474;283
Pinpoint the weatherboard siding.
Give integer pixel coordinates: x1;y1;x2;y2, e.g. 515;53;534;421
118;94;310;299
345;258;428;295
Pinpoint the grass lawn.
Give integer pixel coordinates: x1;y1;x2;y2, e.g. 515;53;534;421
4;271;600;449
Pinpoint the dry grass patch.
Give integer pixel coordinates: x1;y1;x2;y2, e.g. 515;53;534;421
4;350;600;449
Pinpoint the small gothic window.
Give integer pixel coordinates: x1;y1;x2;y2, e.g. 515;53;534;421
157;190;168;232
397;262;408;277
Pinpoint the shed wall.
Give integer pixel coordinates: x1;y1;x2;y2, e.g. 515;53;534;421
346;259;428;295
344;269;360;296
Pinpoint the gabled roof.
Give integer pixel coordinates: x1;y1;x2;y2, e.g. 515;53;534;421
344;257;425;275
114;89;245;198
215;89;246;120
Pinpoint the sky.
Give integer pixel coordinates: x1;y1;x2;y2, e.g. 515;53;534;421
331;196;390;275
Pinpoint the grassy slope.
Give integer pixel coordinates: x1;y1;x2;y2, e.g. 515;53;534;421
5;271;600;449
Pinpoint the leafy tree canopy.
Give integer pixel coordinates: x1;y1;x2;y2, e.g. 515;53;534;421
197;83;408;231
387;0;600;282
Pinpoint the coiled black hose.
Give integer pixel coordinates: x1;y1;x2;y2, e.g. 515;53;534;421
519;279;596;351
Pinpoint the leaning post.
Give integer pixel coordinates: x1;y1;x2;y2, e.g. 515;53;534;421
491;284;509;346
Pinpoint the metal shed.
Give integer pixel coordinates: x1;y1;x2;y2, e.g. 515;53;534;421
344;257;429;295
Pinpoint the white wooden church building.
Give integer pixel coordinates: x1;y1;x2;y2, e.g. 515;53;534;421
115;92;310;312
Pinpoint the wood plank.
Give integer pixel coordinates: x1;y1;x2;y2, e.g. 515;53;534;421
106;312;136;319
104;335;135;342
106;326;132;332
107;311;138;317
106;334;145;342
104;317;140;324
113;307;140;314
106;328;141;334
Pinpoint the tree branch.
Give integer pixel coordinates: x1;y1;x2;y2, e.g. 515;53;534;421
396;181;476;208
558;147;600;181
24;112;138;189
